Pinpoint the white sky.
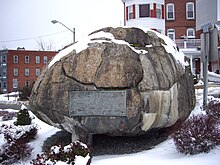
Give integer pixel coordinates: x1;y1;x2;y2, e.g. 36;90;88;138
0;0;124;50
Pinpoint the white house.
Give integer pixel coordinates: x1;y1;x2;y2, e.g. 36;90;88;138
121;0;165;34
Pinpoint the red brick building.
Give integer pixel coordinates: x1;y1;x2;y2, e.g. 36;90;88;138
0;48;58;93
165;0;199;39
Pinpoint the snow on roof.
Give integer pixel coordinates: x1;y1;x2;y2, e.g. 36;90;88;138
48;27;187;68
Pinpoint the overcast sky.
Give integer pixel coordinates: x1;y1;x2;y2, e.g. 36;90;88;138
0;0;124;50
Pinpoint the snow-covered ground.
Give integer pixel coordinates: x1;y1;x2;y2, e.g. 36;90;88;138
0;86;220;165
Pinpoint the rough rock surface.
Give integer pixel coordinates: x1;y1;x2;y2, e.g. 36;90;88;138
30;27;195;143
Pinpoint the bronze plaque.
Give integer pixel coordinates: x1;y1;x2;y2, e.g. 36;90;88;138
69;90;126;117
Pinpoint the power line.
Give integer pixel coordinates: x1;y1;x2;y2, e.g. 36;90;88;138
0;30;68;43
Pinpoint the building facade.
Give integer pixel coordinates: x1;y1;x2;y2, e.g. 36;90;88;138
122;0;165;34
165;0;202;76
122;0;202;77
0;48;57;93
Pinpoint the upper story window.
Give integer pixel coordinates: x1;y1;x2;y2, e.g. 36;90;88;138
36;68;40;76
14;68;18;77
2;56;6;63
156;4;162;19
187;28;195;38
25;68;30;76
25;56;30;64
44;56;48;64
25;80;30;87
186;2;194;19
13;55;18;64
3;81;7;89
167;29;175;41
166;3;175;20
36;56;40;64
139;4;150;18
2;68;6;77
13;79;18;89
128;5;135;19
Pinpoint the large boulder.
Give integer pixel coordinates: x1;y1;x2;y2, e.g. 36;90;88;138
30;27;195;143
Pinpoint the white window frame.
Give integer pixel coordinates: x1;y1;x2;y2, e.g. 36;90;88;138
186;2;194;19
13;55;18;64
13;68;18;77
36;68;40;76
128;5;134;20
187;28;195;38
36;56;40;64
13;79;18;89
166;3;175;20
25;68;30;76
25;56;30;64
167;29;175;41
2;68;6;77
156;4;162;19
44;56;48;64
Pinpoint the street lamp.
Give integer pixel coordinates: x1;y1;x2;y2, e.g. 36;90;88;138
51;20;75;43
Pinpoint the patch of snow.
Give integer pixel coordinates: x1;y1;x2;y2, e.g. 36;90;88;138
20;104;27;110
124;26;188;67
75;154;91;165
194;80;204;86
208;71;220;82
48;36;90;68
51;146;61;154
155;32;187;67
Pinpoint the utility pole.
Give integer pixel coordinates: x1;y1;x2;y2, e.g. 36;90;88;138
201;23;212;107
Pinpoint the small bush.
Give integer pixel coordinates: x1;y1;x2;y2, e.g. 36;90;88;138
14;109;32;126
1;140;33;165
172;114;220;155
204;100;220;120
31;141;91;165
0;124;38;164
3;124;38;143
0;111;17;121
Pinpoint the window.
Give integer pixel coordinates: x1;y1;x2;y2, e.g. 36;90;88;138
25;56;30;64
166;3;175;20
186;2;194;19
2;68;6;77
44;56;48;64
156;4;162;19
36;56;40;64
128;5;134;19
13;55;18;63
36;68;40;76
14;68;18;77
2;56;6;63
13;79;18;89
167;29;175;41
25;80;30;87
3;81;7;89
139;4;150;18
25;68;30;76
187;28;195;38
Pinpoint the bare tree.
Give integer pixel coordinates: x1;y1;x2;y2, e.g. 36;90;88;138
2;45;7;50
36;37;55;51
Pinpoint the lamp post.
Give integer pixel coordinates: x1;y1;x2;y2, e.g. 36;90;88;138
51;20;75;43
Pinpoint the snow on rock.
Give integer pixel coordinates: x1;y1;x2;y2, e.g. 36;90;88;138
48;26;187;68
